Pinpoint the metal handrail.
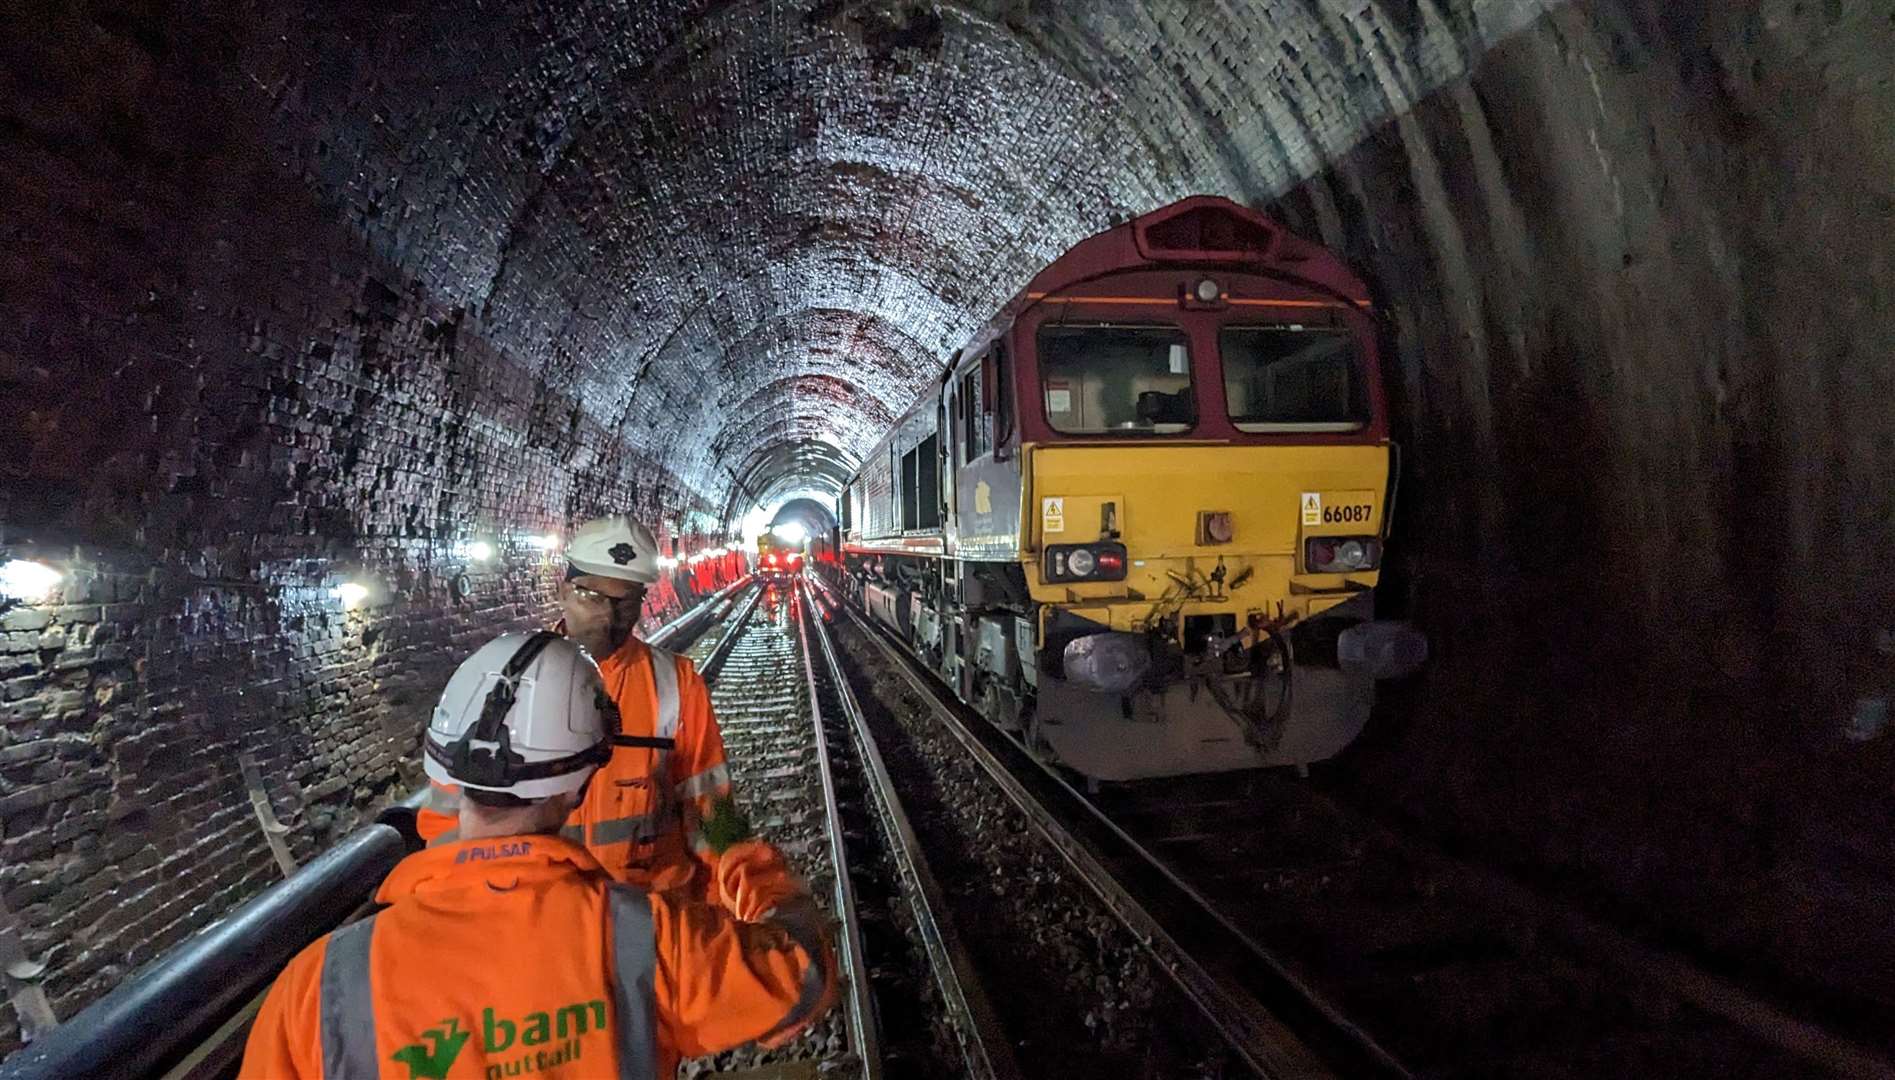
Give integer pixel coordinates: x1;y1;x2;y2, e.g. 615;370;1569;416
697;582;763;684
648;575;753;650
0;821;409;1080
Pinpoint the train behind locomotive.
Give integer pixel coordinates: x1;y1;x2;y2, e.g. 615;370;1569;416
756;529;804;583
822;196;1425;781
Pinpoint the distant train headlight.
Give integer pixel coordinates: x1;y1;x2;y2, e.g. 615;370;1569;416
1044;542;1129;584
1305;536;1381;573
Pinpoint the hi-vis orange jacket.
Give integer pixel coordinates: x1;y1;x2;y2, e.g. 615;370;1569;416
418;636;732;898
239;834;834;1080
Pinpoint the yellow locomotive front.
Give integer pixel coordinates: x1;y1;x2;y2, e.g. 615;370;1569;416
960;199;1426;781
1025;438;1396;779
840;197;1425;782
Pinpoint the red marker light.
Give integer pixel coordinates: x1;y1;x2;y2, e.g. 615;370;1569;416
1309;539;1337;570
1094;549;1125;574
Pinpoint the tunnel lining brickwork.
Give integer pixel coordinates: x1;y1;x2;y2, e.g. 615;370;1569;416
2;0;1892;1054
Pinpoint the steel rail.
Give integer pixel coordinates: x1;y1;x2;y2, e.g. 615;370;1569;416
792;581;885;1080
802;580;1024;1080
821;567;1895;1078
832;590;1378;1079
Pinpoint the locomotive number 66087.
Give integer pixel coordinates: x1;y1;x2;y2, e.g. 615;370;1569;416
826;196;1427;782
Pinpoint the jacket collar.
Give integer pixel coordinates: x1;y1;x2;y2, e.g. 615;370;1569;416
377;833;606;903
596;633;649;677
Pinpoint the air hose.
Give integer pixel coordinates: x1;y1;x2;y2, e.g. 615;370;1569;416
1206;626;1293;754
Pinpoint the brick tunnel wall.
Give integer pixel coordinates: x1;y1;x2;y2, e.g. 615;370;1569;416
1;0;1892;1057
1266;0;1895;1025
0;8;721;1050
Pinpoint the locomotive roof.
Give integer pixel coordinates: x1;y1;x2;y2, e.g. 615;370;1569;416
938;195;1372;370
1018;195;1371;307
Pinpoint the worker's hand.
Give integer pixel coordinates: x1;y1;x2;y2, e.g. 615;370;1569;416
715;838;805;922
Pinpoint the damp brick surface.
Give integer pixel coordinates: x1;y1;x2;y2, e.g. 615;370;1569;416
2;0;1892;1057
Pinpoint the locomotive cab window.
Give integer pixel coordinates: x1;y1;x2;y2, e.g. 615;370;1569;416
960;362;992;460
1038;324;1194;435
1221;325;1368;432
916;433;940;528
901;446;921;530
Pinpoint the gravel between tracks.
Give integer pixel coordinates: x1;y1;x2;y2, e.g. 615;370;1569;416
827;613;1248;1080
680;590;852;1078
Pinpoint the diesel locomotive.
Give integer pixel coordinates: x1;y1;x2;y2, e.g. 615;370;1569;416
755;530;803;583
825;196;1424;781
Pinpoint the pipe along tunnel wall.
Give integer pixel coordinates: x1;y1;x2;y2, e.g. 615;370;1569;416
1;0;1891;1055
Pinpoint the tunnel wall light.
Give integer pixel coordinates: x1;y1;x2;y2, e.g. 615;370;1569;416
331;581;372;609
0;560;63;604
525;534;561;552
465;541;495;563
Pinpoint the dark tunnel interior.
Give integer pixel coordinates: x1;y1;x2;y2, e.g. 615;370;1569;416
0;0;1892;1063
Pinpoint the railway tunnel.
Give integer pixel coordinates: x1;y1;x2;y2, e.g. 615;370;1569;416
1;0;1891;1072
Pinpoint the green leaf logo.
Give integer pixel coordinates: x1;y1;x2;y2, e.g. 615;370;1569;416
390;1016;471;1080
697;793;755;855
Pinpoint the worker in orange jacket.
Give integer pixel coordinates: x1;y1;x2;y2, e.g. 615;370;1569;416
418;515;736;901
241;632;833;1080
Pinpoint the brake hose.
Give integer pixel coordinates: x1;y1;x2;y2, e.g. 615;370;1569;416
1206;626;1293;754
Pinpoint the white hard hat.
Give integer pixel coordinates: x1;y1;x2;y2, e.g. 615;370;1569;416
424;632;615;799
566;514;661;584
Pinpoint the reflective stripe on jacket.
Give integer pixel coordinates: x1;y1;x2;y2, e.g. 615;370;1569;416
417;636;733;898
238;835;833;1079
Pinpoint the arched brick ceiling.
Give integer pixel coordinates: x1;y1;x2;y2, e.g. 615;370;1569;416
242;0;1555;522
5;0;1893;1056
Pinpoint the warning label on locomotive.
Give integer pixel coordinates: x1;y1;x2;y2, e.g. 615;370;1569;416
1305;491;1376;528
1042;497;1065;533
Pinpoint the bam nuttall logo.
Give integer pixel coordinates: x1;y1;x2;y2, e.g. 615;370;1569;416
391;1017;471;1080
391;999;607;1079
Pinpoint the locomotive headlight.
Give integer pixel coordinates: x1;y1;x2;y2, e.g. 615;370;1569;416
1336;540;1368;569
1067;548;1096;576
1195;278;1221;302
1305;536;1381;574
1044;542;1128;584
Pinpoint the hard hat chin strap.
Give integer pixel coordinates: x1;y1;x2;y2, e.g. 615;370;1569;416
429;631;609;789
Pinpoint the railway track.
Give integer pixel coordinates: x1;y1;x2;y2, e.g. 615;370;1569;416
816;571;1895;1079
1094;773;1895;1079
684;578;1014;1079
